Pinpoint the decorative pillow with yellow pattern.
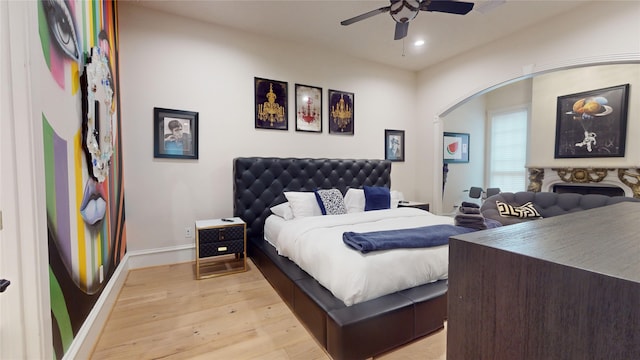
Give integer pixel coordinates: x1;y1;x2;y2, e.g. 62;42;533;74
496;201;542;218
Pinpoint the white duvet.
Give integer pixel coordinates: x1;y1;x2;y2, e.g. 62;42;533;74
264;207;453;306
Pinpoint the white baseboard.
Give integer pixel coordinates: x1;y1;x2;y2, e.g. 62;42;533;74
127;243;195;269
63;244;195;359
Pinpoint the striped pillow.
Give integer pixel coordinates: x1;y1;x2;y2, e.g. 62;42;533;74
496;201;541;218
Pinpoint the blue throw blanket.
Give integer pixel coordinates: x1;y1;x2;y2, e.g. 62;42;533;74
342;224;476;253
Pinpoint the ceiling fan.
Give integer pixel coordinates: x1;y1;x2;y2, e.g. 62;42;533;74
341;0;475;40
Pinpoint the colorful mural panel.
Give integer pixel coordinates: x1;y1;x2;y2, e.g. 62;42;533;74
38;1;126;358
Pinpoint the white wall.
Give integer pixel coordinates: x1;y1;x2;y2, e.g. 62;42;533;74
119;4;421;253
486;79;533;112
441;79;532;213
4;0;640;356
442;77;536;214
441;96;485;213
417;1;640;213
529;64;640;168
436;63;639;213
120;1;640;251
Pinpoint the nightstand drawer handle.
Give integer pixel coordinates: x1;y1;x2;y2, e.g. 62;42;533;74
218;246;227;252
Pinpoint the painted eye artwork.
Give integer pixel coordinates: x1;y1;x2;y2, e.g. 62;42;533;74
38;1;126;357
42;0;80;62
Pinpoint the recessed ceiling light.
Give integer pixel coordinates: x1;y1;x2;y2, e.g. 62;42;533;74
414;40;425;47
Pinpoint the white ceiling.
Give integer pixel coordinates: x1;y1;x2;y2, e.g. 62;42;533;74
130;0;594;72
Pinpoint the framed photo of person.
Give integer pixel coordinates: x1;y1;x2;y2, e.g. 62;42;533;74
385;129;405;162
153;107;199;159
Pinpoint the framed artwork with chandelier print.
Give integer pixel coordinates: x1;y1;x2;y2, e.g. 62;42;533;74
554;84;629;158
328;89;354;135
154;107;199;159
255;77;288;130
295;84;322;132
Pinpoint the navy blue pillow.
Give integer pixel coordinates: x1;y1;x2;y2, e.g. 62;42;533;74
363;186;390;211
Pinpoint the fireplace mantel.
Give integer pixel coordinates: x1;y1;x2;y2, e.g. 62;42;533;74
526;167;640;198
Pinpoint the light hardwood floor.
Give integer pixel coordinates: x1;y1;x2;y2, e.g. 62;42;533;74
91;259;447;359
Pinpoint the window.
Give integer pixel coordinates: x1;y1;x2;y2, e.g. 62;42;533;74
487;107;528;192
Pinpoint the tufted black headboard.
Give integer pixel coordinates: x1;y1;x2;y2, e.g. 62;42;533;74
233;157;391;242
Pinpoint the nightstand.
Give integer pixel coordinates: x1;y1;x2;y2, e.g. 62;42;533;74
195;217;247;279
398;201;430;212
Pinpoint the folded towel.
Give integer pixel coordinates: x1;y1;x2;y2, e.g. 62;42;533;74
343;224;476;253
459;206;480;214
455;212;484;220
455;216;485;224
455;211;487;230
455;219;487;230
461;201;480;208
454;217;485;225
455;216;504;230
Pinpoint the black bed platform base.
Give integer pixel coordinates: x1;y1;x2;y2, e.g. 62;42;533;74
249;238;447;360
233;157;448;360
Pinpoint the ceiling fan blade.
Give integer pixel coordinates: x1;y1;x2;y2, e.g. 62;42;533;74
421;0;474;15
394;21;409;40
341;6;391;26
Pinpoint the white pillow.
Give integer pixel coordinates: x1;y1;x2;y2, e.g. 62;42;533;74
344;188;404;212
284;191;323;218
270;202;294;220
344;188;365;213
390;190;404;208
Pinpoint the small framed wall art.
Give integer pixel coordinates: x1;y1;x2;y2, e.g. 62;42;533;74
328;89;354;135
443;132;469;163
295;84;322;132
385;129;405;162
554;83;629;158
255;77;288;130
153;107;199;159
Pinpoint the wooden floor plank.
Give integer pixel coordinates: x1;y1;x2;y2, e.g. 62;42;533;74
92;259;446;359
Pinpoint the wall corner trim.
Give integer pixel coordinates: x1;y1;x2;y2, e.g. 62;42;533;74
62;254;131;360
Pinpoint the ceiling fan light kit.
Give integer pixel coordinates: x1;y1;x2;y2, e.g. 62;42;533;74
390;0;420;23
341;0;474;40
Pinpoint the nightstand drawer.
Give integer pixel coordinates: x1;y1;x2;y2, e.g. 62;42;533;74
195;218;247;279
199;239;244;257
198;225;244;243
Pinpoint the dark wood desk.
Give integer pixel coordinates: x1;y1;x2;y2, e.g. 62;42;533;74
447;202;640;360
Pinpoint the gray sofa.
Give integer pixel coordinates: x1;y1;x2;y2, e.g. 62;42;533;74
481;191;640;226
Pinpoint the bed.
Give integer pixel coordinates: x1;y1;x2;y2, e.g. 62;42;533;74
233;157;450;359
